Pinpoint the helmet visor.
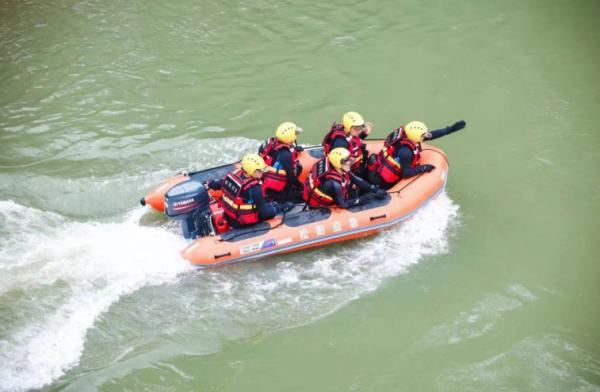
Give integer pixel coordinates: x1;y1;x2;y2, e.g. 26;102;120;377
351;124;366;132
340;156;354;166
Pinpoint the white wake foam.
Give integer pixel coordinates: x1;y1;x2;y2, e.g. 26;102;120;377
0;201;191;392
191;191;460;332
0;190;459;391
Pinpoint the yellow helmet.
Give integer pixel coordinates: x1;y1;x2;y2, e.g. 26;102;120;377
342;111;365;133
275;122;299;144
405;121;429;143
241;153;266;176
328;147;351;170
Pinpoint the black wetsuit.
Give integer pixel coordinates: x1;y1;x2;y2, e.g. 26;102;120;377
330;132;369;176
320;172;374;208
368;125;458;188
266;149;303;202
208;180;280;228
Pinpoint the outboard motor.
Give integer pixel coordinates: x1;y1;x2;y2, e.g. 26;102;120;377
164;180;212;239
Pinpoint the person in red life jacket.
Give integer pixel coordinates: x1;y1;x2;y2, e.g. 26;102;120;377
303;147;387;209
207;154;284;228
367;120;467;189
322;111;373;176
258;121;304;202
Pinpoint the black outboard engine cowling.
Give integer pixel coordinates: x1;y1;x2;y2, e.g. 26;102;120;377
164;180;212;239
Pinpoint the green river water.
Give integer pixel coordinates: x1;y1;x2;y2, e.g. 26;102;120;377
1;0;599;391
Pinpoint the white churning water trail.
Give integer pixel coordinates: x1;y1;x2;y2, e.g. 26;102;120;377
192;192;460;333
0;201;192;392
0;190;459;391
62;191;461;391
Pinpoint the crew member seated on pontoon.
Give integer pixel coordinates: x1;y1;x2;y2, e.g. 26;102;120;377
367;120;466;189
322;111;373;177
303;147;386;209
208;154;283;228
258;121;304;202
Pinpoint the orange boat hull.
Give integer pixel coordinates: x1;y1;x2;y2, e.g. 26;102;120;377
142;141;449;268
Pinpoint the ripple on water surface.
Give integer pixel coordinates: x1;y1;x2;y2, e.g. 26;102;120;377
438;335;600;392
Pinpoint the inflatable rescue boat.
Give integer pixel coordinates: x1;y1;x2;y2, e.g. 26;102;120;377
141;140;449;268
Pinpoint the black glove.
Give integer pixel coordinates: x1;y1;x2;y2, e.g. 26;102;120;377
294;162;303;177
374;189;387;199
420;164;435;173
272;202;283;214
295;145;304;152
367;153;378;168
282;201;296;212
358;193;373;204
450;120;466;133
362;148;369;163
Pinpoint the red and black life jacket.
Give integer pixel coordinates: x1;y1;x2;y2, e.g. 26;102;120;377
372;127;422;184
322;122;363;170
302;157;350;207
219;169;261;225
259;137;299;192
